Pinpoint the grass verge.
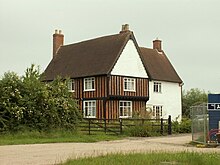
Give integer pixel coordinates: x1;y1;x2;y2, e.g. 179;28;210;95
0;130;125;145
62;152;220;165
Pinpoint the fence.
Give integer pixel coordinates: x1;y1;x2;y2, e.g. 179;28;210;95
79;115;172;135
191;104;208;144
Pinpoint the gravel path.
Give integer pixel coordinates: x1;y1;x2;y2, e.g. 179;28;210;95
0;134;220;165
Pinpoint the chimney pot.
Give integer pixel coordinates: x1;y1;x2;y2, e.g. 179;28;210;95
55;29;58;34
59;30;62;34
123;24;129;31
120;24;130;33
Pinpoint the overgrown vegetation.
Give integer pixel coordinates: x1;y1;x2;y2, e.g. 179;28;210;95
0;64;81;133
62;152;220;165
124;121;162;137
125;125;160;137
172;118;192;133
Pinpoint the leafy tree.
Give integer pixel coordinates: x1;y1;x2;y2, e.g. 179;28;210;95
182;88;208;117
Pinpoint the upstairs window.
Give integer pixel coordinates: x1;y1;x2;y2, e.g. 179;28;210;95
67;79;75;92
124;78;135;92
153;105;163;119
84;77;95;91
83;100;96;118
153;82;162;93
119;101;132;118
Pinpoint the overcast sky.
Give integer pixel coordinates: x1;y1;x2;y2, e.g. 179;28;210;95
0;0;220;93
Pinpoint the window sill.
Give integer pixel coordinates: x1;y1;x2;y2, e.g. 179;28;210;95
119;116;132;119
68;90;75;92
153;92;162;94
83;89;95;92
124;90;136;92
83;116;96;119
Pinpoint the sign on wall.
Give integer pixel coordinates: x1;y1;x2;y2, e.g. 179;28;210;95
208;103;220;110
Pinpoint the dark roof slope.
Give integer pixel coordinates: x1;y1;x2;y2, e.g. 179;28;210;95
140;47;182;83
43;32;132;80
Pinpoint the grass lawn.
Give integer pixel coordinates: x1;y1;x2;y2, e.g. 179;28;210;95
62;152;220;165
0;130;125;145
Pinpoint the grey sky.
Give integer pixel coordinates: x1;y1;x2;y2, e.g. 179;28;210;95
0;0;219;93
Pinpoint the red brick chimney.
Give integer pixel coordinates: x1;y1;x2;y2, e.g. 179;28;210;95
53;29;64;58
153;38;162;52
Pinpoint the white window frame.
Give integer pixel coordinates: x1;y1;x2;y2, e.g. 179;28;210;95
152;105;163;119
67;79;75;92
84;77;95;91
119;101;132;118
123;77;136;92
83;100;96;118
153;82;162;93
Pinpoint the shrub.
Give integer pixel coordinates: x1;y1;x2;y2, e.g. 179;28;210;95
126;125;151;137
0;65;81;133
172;118;191;133
124;120;162;137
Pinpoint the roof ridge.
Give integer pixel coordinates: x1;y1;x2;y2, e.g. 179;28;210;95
140;47;154;50
62;32;132;48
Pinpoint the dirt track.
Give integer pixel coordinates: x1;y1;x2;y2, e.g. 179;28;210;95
0;134;220;165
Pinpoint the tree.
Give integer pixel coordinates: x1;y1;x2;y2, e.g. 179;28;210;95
182;88;208;117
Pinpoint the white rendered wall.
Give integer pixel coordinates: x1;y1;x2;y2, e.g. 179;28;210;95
146;80;182;121
111;40;148;78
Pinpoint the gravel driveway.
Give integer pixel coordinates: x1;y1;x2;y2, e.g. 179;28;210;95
0;134;219;165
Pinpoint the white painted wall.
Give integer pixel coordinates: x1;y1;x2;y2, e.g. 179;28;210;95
146;80;182;121
111;39;148;78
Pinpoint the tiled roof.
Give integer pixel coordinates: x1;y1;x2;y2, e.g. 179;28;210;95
140;47;182;83
43;32;132;80
43;31;182;83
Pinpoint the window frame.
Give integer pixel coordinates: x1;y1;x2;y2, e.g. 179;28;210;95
84;77;95;91
83;100;96;118
67;79;75;92
153;82;162;93
123;77;136;92
119;101;132;118
152;105;163;118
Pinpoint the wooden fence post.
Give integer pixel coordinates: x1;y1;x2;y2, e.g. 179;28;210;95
142;118;144;125
88;119;91;135
104;118;107;134
119;118;122;134
160;118;164;135
168;115;172;135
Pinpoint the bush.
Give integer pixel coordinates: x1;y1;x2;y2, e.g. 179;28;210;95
172;118;191;133
126;125;151;137
0;65;81;133
124;120;162;137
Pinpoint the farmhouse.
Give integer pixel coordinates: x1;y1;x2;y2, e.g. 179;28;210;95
43;24;183;120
